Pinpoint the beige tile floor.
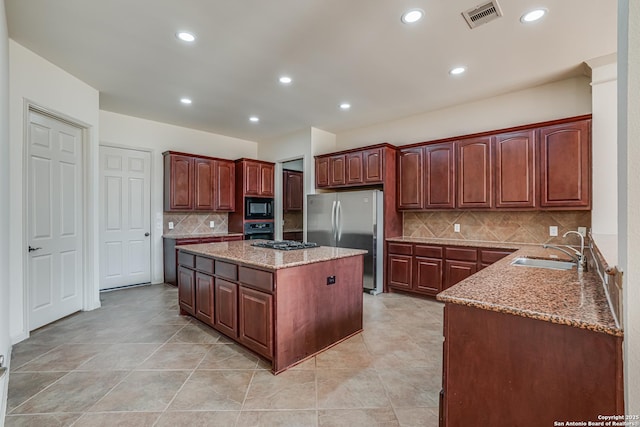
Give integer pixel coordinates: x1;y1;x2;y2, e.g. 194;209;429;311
5;284;444;427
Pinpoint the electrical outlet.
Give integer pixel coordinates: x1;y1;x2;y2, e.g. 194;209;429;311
578;226;587;237
168;221;174;230
454;224;461;233
549;226;558;237
327;276;336;285
209;221;215;228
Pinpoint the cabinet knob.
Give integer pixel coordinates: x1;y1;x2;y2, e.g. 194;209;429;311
145;232;150;237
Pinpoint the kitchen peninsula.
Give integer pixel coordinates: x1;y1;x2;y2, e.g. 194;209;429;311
176;240;367;374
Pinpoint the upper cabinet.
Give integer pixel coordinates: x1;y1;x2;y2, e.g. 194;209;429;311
164;152;235;212
539;120;591;208
237;159;275;197
283;170;303;212
397;116;591;211
315;144;395;189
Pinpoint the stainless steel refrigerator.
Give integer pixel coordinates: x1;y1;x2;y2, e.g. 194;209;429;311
307;189;384;295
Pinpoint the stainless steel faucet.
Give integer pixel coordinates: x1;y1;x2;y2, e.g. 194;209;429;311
542;230;587;271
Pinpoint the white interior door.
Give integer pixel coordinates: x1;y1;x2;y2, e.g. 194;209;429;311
99;146;151;290
27;109;84;331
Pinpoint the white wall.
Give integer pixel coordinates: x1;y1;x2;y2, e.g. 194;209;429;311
99;110;258;282
9;41;100;344
335;76;592;149
1;0;11;422
619;0;640;413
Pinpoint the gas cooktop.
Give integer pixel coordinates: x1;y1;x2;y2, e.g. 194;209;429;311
251;240;319;251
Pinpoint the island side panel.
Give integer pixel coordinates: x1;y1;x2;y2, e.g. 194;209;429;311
273;255;364;373
442;303;624;427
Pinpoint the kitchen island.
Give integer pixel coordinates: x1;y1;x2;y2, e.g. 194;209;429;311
176;240;367;374
437;245;623;427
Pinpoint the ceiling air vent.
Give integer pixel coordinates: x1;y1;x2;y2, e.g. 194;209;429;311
462;0;503;29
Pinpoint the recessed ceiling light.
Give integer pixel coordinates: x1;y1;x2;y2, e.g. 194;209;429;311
520;8;547;23
180;98;192;104
449;67;466;75
176;32;196;42
401;9;424;24
249;116;260;123
340;103;351;110
279;76;292;84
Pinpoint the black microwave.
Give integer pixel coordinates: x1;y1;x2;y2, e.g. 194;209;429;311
245;197;274;219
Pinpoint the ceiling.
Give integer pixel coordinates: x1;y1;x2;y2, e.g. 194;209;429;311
5;0;616;142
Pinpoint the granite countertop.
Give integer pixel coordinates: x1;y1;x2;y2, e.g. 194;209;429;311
163;232;244;239
386;236;531;250
437;245;622;337
178;240;367;270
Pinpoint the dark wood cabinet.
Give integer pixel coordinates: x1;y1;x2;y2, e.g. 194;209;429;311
195;272;214;326
165;154;194;211
363;148;383;183
441;303;624;426
238;159;275;197
539;120;591;208
456;137;492;208
283;170;303;212
315;157;329;188
239;286;273;358
346;152;363;185
283;231;303;242
387;242;514;296
178;265;196;316
425;143;455;209
397;148;424;209
213;160;235;211
329;155;346;186
495;130;536;208
214;278;238;337
164;152;235;213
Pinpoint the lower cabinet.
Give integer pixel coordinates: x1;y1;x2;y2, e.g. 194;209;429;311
239;286;273;359
214;278;238;337
178;266;196;315
387;242;514;296
195;272;214;326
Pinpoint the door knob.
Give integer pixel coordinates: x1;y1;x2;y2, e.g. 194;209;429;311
144;232;150;237
28;246;42;252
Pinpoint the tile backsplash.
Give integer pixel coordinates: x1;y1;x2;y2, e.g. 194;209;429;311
403;210;591;245
283;212;303;231
163;212;229;235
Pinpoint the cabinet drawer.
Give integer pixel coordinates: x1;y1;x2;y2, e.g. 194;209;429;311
480;249;514;264
239;266;274;292
177;251;195;268
215;260;238;280
388;243;413;255
414;245;443;258
195;256;215;274
176;238;201;245
199;237;224;244
445;247;478;262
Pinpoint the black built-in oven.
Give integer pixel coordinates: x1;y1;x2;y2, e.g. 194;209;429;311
245;197;274;220
244;221;274;240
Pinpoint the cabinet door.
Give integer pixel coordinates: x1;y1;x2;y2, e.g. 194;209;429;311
315;157;329;188
260;163;274;196
284;170;303;212
177;266;196;315
238;286;273;359
539;120;591;208
329;155;346;186
166;154;194;211
425;143;455;209
213;160;235;211
346;152;363;185
244;161;261;196
388;254;412;290
495;130;536;208
194;158;215;210
214;278;238;337
415;257;443;295
444;260;477;289
363;148;383;183
457;137;493;208
397;148;424;209
195;272;215;326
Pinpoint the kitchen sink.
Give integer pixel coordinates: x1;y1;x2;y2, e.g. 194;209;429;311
510;257;576;270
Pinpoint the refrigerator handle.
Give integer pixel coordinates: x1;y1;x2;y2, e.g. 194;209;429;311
337;201;342;242
331;200;337;241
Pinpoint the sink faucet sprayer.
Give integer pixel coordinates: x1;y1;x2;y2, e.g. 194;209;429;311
542;230;587;272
